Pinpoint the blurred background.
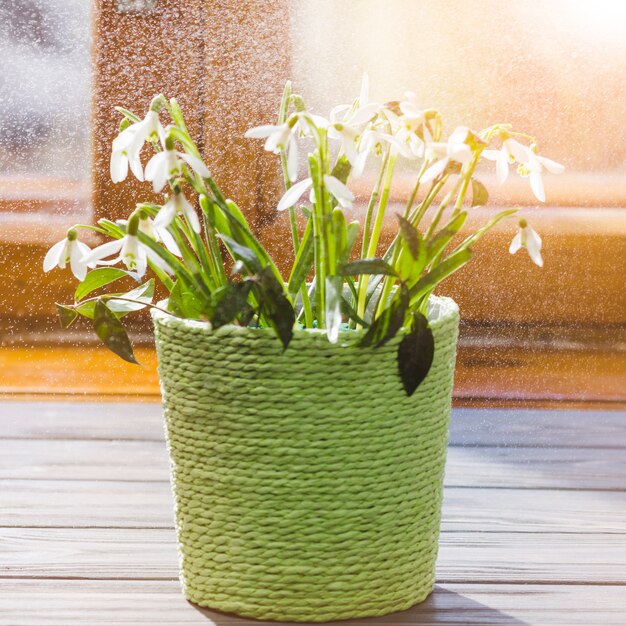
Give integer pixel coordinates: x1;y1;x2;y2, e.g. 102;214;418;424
0;0;624;404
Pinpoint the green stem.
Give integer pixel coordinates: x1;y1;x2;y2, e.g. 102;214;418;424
356;153;396;323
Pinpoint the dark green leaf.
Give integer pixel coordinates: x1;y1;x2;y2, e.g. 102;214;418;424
471;178;489;207
341;258;398;277
56;304;78;329
409;248;473;301
426;211;467;262
254;267;295;350
397;313;435;396
168;280;206;319
340;296;370;328
210;281;252;328
325;275;343;343
93;299;139;364
218;235;263;274
287;218;314;298
360;283;409;348
397;214;422;260
74;268;130;302
74;300;97;319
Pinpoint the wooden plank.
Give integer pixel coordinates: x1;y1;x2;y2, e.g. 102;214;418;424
2;480;625;534
0;580;624;626
1;528;625;584
2;402;625;449
1;439;624;491
450;408;626;448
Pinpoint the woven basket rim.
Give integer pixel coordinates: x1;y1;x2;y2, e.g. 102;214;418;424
151;295;458;341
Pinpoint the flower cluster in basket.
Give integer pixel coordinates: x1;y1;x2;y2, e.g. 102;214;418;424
45;76;563;395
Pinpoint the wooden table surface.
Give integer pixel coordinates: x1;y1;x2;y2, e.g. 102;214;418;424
0;402;624;625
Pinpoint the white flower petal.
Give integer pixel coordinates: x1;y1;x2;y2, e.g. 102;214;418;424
69;241;90;281
529;171;546;202
277;177;312;211
509;230;522;254
43;239;68;272
323;175;354;208
420;157;449;183
538;156;565;174
127;153;144;182
482;149;500;161
399;101;422;118
181;197;201;233
496;149;509;185
244;124;280;139
157;227;182;257
180;152;211;178
110;151;129;183
154;197;177;229
144;152;167;182
286;138;298;183
352;149;369;179
506;139;530;164
525;226;544;267
330;104;351;123
350;102;380;125
82;238;124;265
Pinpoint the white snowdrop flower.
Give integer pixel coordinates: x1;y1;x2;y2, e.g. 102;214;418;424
245;121;300;182
154;191;201;234
509;218;543;267
276;175;354;212
483;137;530;184
43;229;94;281
144;140;210;194
517;146;565;203
420;127;474;183
82;213;171;278
136;213;181;257
328;74;382;169
110;130;145;184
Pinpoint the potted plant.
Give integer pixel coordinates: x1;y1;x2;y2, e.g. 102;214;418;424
44;76;562;621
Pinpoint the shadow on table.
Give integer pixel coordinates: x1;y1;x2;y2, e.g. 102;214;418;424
189;586;528;625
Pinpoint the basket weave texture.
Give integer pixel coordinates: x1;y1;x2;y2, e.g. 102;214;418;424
152;296;459;622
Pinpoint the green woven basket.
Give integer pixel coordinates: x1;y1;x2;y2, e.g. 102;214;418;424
151;296;459;622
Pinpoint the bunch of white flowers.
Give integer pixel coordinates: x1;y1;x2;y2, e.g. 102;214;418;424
44;79;563;395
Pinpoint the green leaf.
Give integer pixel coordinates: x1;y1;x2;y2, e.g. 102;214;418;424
397;313;435;396
210;281;252;328
426;211;467;262
254;267;295;350
93;299;139;364
360;283;409;348
340;295;370;328
168;280;206;319
107;280;155;314
74;268;130;302
218;235;263;274
287;218;314;298
74;300;97;319
471;178;489;207
397;214;422;260
56;304;78;329
452;208;518;254
332;208;348;268
114;106;141;123
409;248;473;302
325;275;343;343
341;258;398;277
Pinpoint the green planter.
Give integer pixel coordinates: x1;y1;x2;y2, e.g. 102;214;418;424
152;296;459;622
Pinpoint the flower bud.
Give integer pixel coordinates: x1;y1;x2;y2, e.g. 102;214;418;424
150;94;167;113
127;212;141;236
66;228;78;241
